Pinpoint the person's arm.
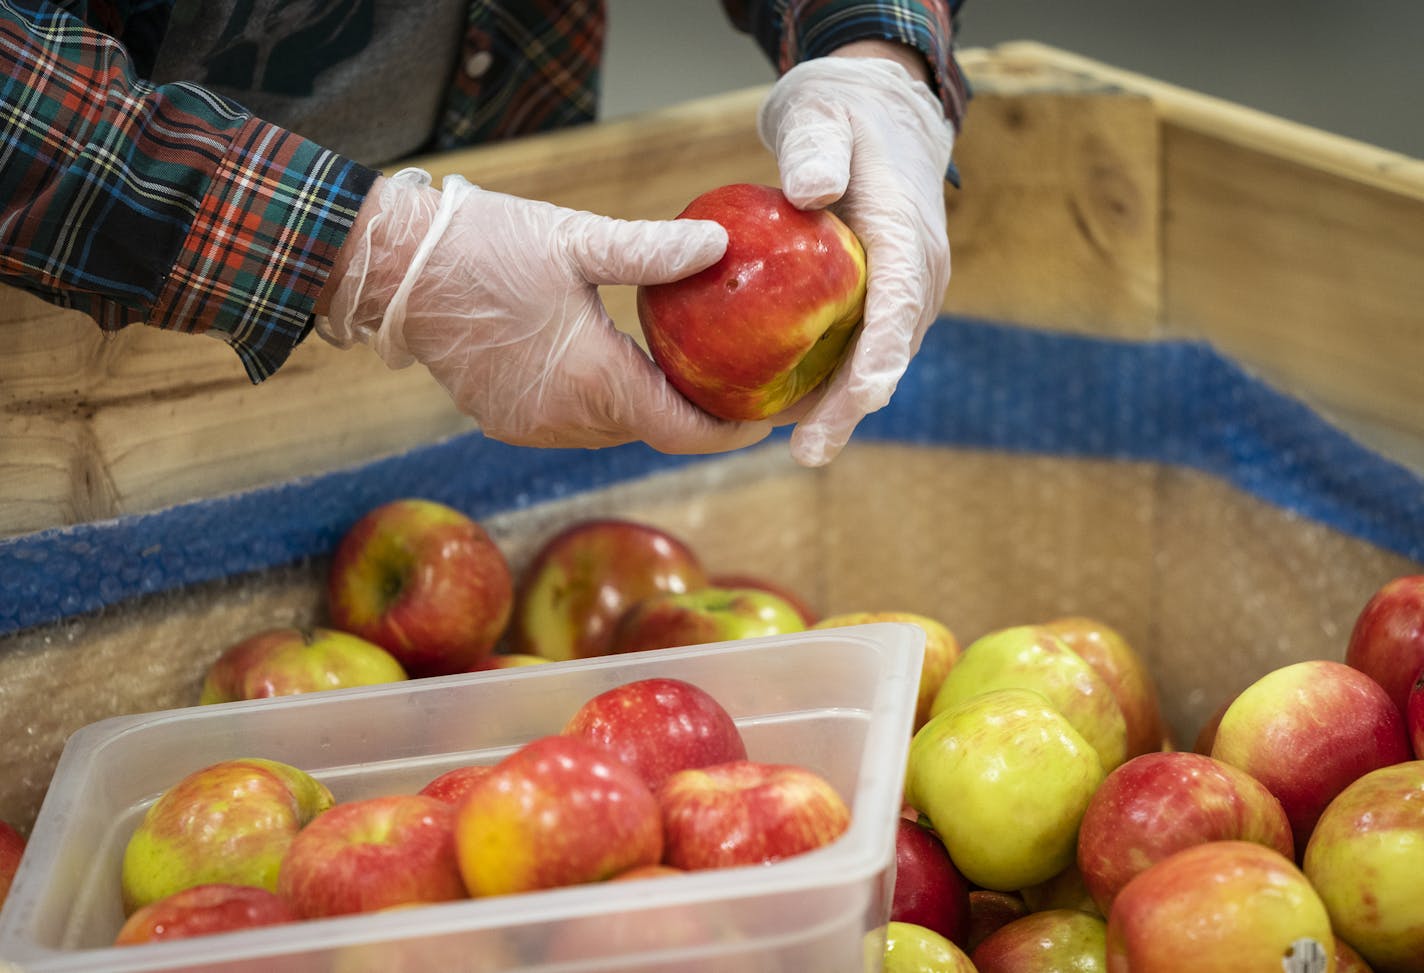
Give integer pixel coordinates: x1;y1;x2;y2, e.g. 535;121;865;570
0;0;375;381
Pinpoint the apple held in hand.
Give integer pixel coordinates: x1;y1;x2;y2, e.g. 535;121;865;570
608;586;806;655
1106;840;1334;973
815;611;960;731
1210;659;1410;856
455;735;662;897
890;817;971;947
562;677;747;791
657;760;850;870
1076;751;1293;915
120;757;335;913
971;908;1109;973
1345;574;1424;716
510;518;707;661
327;498;514;677
0;818;25;910
114;883;298;945
199;626;407;704
636;182;867;421
881;921;977;973
1303;760;1424;973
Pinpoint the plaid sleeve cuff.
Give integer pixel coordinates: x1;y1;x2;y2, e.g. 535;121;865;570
148;119;377;382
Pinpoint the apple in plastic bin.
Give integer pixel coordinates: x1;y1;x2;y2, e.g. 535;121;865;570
1106;840;1334;973
657;760;849;870
327;498;514;677
1345;573;1424;716
1303;760;1424;973
198;626;408;703
417;763;494;805
890;817;971;947
121;757;335;913
1076;750;1294;915
881;921;977;973
608;585;806;655
930;624;1129;774
814;611;960;731
456;735;662;896
1210;659;1411;856
0;818;25;909
636;182;867;421
510;518;707;661
562;677;747;791
972;908;1109;973
905;687;1105;891
1042;616;1167;758
114;883;297;945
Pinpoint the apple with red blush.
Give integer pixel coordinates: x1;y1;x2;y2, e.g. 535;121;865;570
1042;616;1166;759
114;883;297;945
709;572;818;625
417;764;494;806
0;818;25;911
1409;670;1424;759
972;908;1108;973
1345;573;1424;717
608;585;805;655
199;626;407;704
815;611;960;731
890;817;971;947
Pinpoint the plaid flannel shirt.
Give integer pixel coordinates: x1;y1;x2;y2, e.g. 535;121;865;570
0;0;967;382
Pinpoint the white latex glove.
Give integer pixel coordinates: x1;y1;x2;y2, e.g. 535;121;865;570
317;167;772;454
759;55;956;466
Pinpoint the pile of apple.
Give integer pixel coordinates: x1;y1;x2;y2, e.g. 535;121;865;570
113;675;850;950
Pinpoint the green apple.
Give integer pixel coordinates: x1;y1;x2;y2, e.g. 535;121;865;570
905;687;1105;891
198;626;408;704
879;921;977;973
929;624;1129;774
120;757;335;914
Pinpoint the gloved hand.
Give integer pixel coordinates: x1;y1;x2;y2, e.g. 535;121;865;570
758;53;956;466
317;167;772;454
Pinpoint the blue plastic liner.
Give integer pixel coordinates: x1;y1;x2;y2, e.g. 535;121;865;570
3;316;1421;636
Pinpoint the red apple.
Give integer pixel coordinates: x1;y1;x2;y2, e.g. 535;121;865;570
277;794;465;918
455;735;662;897
1076;751;1294;914
1334;938;1375;973
561;677;747;791
1042;616;1166;760
657;760;849;870
972;908;1109;973
1409;671;1424;759
966;891;1029;953
0;819;25;910
608;585;806;654
890;818;971;947
510;518;707;661
1105;841;1334;972
1191;692;1237;755
1345;574;1424;716
120;757;335;914
709;572;818;625
815;611;961;731
198;626;408;704
327;498;514;676
883;921;978;973
417;764;494;805
636;182;868;421
1303;760;1424;972
114;883;297;945
1210;659;1411;856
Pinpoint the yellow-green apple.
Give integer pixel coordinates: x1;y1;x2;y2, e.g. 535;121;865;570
890;817;971;947
1303;760;1424;973
709;572;818;625
417;764;494;805
967;891;1030;952
1210;659;1411;856
510;518;707;661
1411;672;1424;758
198;626;408;704
1042;616;1166;759
120;757;335;914
561;677;747;791
815;611;960;731
929;625;1128;774
114;883;298;945
972;909;1109;973
607;586;805;654
327;498;514;677
456;735;662;896
0;818;24;910
1076;751;1294;915
1345;574;1424;716
656;760;849;870
277;794;465;918
1105;840;1334;973
905;687;1106;891
635;182;867;422
881;921;977;973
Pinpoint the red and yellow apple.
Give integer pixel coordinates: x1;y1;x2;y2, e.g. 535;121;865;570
0;819;25;911
608;585;806;655
1344;574;1424;717
709;572;818;625
815;611;960;731
1042;616;1166;759
114;883;298;945
327;498;514;676
972;908;1109;973
890;817;971;947
635;182;867;421
417;764;494;806
561;677;747;791
198;626;408;704
510;518;707;661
